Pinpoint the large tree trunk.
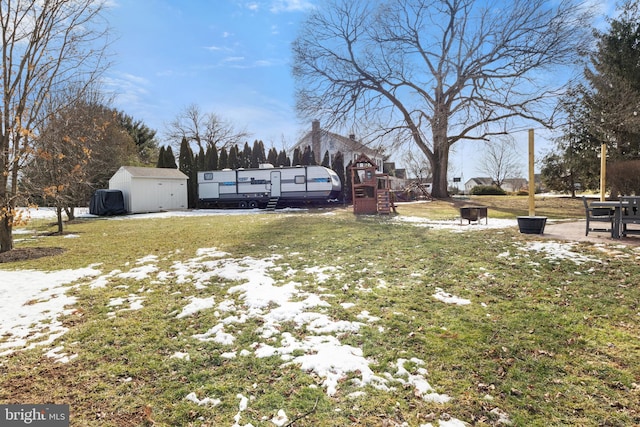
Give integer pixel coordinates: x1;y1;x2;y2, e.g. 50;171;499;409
0;170;13;252
0;210;13;253
431;144;450;199
429;114;451;199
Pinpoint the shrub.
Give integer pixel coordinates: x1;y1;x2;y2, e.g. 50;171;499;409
470;185;507;195
608;160;640;196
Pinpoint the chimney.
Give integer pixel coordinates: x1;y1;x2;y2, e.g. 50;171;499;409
311;120;321;163
349;134;356;140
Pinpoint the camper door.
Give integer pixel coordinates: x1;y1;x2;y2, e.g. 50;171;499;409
270;171;281;197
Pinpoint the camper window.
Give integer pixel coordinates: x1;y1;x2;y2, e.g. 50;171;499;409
295;175;305;184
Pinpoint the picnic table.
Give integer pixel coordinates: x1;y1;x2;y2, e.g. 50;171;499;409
590;201;621;238
591;197;640;238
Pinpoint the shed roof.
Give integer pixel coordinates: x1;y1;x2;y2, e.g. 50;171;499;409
117;166;188;179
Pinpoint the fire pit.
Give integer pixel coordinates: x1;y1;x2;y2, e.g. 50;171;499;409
460;206;488;225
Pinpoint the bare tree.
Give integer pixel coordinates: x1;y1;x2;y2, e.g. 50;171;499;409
292;0;593;198
0;0;110;252
165;104;250;153
401;149;431;182
477;136;523;189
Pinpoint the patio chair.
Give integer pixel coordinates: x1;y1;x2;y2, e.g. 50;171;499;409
620;196;640;237
583;196;613;236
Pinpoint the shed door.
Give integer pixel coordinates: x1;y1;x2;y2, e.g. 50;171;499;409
157;181;172;209
270;171;281;197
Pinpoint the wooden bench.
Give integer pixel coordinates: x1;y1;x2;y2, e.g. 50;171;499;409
620;196;640;237
582;196;613;236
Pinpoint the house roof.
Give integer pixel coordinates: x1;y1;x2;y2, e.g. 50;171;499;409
293;128;383;158
117;166;188;179
465;177;493;186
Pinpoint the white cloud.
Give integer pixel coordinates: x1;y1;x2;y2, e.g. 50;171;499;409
224;56;245;62
269;0;315;14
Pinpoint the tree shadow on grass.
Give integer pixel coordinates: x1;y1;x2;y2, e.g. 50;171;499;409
0;247;66;263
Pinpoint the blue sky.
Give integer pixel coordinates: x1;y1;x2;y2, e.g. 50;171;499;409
104;0;315;150
103;0;616;182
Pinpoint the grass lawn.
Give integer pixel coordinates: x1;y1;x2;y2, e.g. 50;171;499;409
1;197;638;426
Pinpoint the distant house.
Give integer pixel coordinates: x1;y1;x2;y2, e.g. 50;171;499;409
464;177;494;194
464;177;528;194
291;120;386;171
502;178;528;193
109;166;188;213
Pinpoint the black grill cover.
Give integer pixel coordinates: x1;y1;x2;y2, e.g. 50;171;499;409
89;190;126;216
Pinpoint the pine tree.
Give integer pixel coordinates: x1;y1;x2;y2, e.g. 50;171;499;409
332;151;346;202
583;0;640;159
251;140;266;168
228;144;240;169
542;0;640;193
241;142;252;168
292;147;302;166
218;147;228;169
205;145;218;170
163;146;178;169
302;146;313;165
156;146;166;168
321;150;330;167
267;147;278;165
197;146;206;171
178;137;196;207
277;149;289;167
344;159;353;203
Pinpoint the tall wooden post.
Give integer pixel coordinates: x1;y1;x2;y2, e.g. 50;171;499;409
600;143;607;201
528;129;535;216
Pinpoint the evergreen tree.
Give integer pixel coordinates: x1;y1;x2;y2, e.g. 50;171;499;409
583;0;640;160
241;142;252;168
197;146;206;171
292;147;302;166
117;111;159;165
267;147;278;165
302;145;313;165
541;90;602;193
332;151;346;202
277;149;289;167
163;146;178;169
228;144;240;169
542;1;640;193
259;140;266;163
344;159;353;203
179;137;197;207
205;145;218;170
157;146;166;168
218;147;228;169
251;140;266;168
321;150;330;167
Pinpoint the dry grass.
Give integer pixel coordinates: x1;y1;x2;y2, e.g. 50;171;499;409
393;196;584;220
2;203;638;426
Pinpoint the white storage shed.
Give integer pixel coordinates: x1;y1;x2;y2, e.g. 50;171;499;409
109;166;188;214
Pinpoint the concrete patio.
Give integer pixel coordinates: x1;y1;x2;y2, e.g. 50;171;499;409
542;219;640;247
